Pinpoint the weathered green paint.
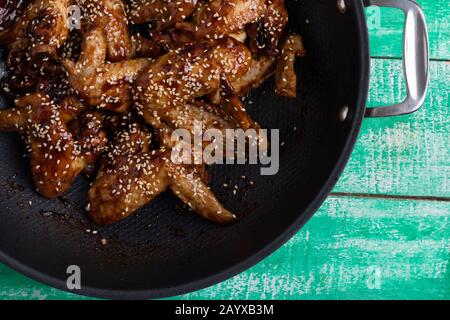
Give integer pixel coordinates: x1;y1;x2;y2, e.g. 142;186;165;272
0;0;449;300
366;0;450;60
175;196;450;300
335;59;450;197
1;196;449;300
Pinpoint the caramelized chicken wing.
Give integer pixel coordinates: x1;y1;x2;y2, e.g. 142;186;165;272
0;93;101;197
0;0;32;30
162;101;234;134
63;28;151;112
68;111;107;164
209;55;276;104
189;0;266;40
0;94;86;131
0;0;69;57
0;0;303;226
76;0;131;61
219;76;259;130
145;100;237;150
275;34;306;98
151;27;196;51
0;0;71;99
247;0;288;56
134;37;251;116
88;144;235;224
156;16;255;51
233;55;276;95
127;0;198;31
130;33;162;58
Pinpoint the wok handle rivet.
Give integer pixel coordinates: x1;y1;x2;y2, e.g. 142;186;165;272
337;0;347;14
338;105;349;122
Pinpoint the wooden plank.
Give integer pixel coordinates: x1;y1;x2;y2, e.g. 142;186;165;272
174;196;450;300
334;59;450;197
0;58;448;299
1;196;449;300
366;0;450;59
0;2;448;299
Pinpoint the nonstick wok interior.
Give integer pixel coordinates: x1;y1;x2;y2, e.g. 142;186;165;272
0;0;369;298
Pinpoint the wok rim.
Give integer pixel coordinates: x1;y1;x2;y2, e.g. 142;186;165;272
0;0;370;300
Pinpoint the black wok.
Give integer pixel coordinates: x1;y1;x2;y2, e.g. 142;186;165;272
0;0;428;299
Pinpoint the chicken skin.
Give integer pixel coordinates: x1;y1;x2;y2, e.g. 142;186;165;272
134;37;252;122
127;0;198;31
68;111;108;165
247;0;288;56
145;100;238;150
130;33;162;59
187;0;266;40
275;34;306;98
0;94;86;132
88;126;235;224
0;0;303;225
161;101;235;135
63;28;151;112
0;94;105;197
219;76;260;130
75;0;131;62
232;55;276;95
0;0;69;57
151;27;197;51
208;54;276;104
0;0;32;30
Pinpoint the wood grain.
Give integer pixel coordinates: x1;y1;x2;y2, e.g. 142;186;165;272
1;196;448;300
0;0;449;300
335;59;449;197
367;0;450;60
175;196;450;300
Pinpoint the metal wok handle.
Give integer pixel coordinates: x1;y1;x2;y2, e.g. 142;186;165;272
363;0;429;117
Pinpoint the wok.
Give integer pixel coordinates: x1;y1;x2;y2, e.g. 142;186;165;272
0;0;428;299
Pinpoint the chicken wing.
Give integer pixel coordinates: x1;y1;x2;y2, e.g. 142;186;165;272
217;76;260;130
0;0;32;30
63;28;151;112
151;27;196;51
88;147;235;224
0;0;69;57
134;37;251;116
130;33;162;59
0;93;102;197
0;94;86;132
0;0;71;99
275;34;306;98
247;0;288;56
236;56;276;95
147;100;237;151
75;0;131;62
127;0;198;31
68;111;107;165
189;0;266;40
161;100;234;135
209;54;276;104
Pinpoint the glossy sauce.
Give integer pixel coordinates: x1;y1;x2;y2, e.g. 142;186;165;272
0;0;31;30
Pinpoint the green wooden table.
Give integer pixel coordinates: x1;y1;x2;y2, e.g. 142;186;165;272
0;0;448;300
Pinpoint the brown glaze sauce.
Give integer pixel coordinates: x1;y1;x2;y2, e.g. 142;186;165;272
0;0;32;30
